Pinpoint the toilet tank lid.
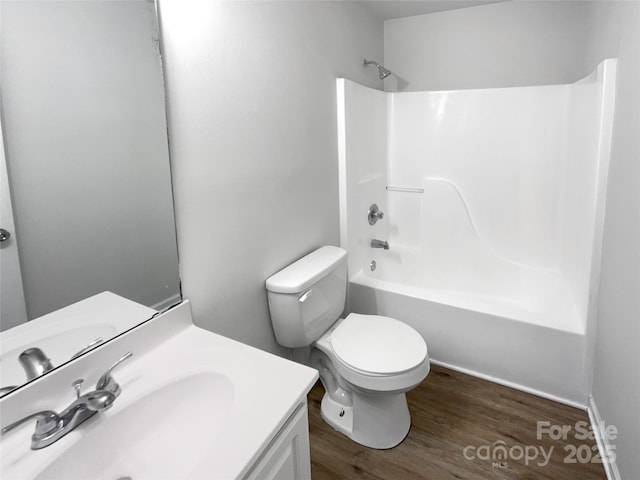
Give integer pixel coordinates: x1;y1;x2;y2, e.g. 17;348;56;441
266;246;347;294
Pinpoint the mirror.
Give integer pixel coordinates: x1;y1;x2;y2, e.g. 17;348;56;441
0;0;180;395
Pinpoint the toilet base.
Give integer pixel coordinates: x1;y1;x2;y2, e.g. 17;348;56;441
320;389;411;449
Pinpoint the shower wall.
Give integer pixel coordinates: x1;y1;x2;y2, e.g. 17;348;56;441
562;63;616;326
388;85;568;268
340;59;615;334
386;60;615;328
337;79;388;277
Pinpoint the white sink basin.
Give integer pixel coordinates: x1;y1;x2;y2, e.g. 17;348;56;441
0;302;318;480
35;373;234;480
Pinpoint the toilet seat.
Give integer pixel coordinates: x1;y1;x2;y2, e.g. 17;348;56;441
314;314;429;394
330;313;427;375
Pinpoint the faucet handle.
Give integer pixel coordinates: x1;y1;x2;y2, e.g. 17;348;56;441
368;204;385;225
95;352;133;396
0;385;19;396
72;379;84;398
70;337;104;360
1;410;61;439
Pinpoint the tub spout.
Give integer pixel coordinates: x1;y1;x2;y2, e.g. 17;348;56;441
371;239;389;250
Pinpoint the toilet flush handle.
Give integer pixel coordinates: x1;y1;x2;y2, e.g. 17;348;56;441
298;289;313;303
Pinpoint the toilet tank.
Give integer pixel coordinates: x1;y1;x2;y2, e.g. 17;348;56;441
266;246;347;348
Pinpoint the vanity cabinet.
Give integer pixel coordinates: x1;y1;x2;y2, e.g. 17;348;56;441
245;402;312;480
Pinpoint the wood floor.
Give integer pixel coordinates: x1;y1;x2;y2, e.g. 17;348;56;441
308;365;606;480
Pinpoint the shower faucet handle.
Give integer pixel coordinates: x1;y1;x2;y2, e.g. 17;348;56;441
368;204;384;225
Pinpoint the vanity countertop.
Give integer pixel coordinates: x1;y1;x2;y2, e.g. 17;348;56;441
0;301;319;479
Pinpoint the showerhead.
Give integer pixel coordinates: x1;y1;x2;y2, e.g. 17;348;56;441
377;64;392;79
363;59;392;80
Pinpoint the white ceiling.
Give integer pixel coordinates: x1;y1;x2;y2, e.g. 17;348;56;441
362;0;509;21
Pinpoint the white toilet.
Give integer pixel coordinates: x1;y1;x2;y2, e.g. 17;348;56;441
266;246;429;449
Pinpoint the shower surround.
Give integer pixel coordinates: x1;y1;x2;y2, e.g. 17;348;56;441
337;60;616;405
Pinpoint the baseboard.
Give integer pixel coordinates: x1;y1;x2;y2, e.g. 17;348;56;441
587;396;621;480
430;359;587;410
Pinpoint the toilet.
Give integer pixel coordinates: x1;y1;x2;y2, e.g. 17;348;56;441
266;246;429;449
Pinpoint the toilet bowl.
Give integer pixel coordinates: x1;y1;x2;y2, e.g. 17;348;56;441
311;314;429;448
265;246;430;449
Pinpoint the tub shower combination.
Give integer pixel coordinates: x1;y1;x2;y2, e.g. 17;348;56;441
337;60;616;405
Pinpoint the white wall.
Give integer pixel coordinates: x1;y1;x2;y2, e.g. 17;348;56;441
384;1;592;91
1;1;180;318
586;3;640;479
159;1;383;355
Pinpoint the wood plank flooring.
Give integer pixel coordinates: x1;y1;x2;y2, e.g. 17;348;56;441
308;365;606;480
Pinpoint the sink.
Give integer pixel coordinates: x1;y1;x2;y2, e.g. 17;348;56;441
34;373;234;480
0;301;318;480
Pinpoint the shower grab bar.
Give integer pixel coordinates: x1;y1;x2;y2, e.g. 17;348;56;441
386;186;424;193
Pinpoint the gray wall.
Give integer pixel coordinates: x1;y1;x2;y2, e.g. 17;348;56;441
586;3;640;479
1;1;180;318
159;1;383;355
384;1;592;91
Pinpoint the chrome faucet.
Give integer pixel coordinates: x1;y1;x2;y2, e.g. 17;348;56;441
19;348;54;381
0;339;109;398
0;352;132;450
371;239;390;250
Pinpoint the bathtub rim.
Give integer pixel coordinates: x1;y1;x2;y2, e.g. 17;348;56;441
350;270;585;335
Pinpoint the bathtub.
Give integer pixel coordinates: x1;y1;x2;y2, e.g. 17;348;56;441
348;249;588;406
354;239;583;334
